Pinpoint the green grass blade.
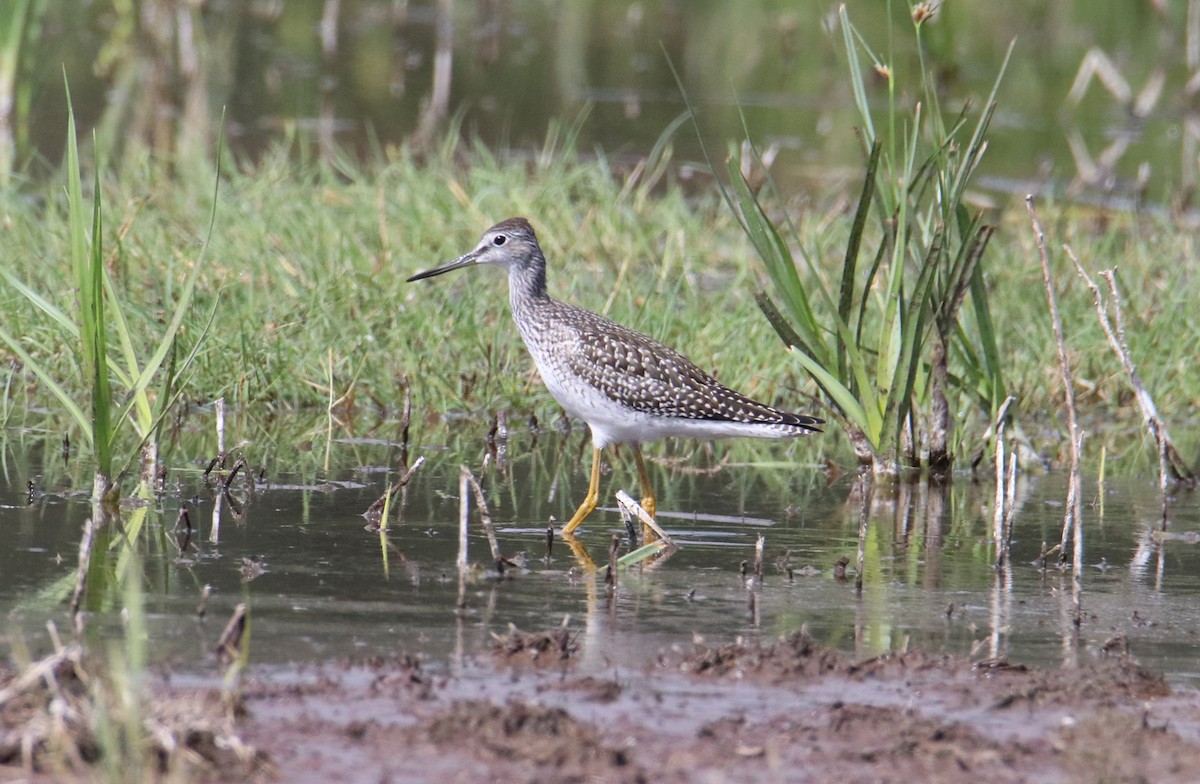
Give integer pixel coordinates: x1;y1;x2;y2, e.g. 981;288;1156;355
101;268;152;434
754;291;807;351
0;324;93;444
838;140;882;379
724;155;830;366
0;267;81;338
89;154;113;476
617;541;668;569
64;76;107;472
113;113;225;457
110;288;221;458
840;5;875;144
788;347;869;433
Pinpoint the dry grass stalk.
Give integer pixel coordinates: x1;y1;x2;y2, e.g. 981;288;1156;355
853;474;872;596
69;517;96;616
0;639;266;778
1064;249;1195;495
993;422;1008;568
215;603;247;664
1028;197;1085;625
990;397;1019;569
363;454;426;527
457;465;470;576
463;463;501;563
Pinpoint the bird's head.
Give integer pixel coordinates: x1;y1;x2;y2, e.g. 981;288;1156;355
407;217;541;282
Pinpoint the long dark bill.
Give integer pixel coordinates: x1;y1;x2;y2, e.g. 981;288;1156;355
406;251;478;282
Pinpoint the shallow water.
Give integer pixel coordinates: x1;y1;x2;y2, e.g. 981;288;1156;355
2;431;1199;684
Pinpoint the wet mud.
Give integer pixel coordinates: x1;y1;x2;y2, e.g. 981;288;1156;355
6;631;1200;782
225;632;1200;784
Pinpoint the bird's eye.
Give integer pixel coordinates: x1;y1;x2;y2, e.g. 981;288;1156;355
492;235;507;246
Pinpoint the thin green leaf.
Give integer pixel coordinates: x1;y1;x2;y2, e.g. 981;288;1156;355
0;267;81;337
787;346;871;435
0;324;93;444
90;154;113;476
617;541;668;569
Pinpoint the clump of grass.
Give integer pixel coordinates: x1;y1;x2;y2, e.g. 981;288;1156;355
0;82;216;504
700;5;1010;476
0;624;264;779
2;106;1197;476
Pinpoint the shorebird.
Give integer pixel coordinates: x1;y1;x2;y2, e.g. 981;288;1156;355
407;218;823;535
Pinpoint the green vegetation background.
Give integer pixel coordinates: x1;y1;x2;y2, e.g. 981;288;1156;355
2;137;1198;473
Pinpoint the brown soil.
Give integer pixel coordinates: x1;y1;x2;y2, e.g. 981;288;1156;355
6;631;1200;783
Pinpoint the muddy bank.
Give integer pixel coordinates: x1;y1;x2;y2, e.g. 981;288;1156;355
230;631;1200;784
5;630;1200;782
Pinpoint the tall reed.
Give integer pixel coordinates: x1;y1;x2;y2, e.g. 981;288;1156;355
0;81;218;503
707;4;1010;475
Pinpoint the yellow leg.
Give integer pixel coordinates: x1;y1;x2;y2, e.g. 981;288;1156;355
634;446;657;543
633;446;656;519
562;447;602;535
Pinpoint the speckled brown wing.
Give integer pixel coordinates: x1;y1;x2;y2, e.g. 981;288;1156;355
560;304;822;429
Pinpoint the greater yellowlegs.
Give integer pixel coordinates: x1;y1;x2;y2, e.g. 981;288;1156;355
407;218;823;535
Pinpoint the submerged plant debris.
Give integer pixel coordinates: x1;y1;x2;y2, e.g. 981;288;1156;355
490;623;578;665
0;646;268;781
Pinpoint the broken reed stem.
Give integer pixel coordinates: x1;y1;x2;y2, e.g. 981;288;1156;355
323;349;334;474
853;474;872;597
993;422;1008;569
366;455;427;529
753;534;765;582
398;374;411;464
69;517;96;617
457;465;470;576
215;603;248;664
0;643;83;707
1004;451;1018;550
463;465;501;563
1027;197;1084;573
605;534;620;594
196;584;212;617
1066;250;1195;495
215;396;225;456
1070;429;1085;625
614;490;674;545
